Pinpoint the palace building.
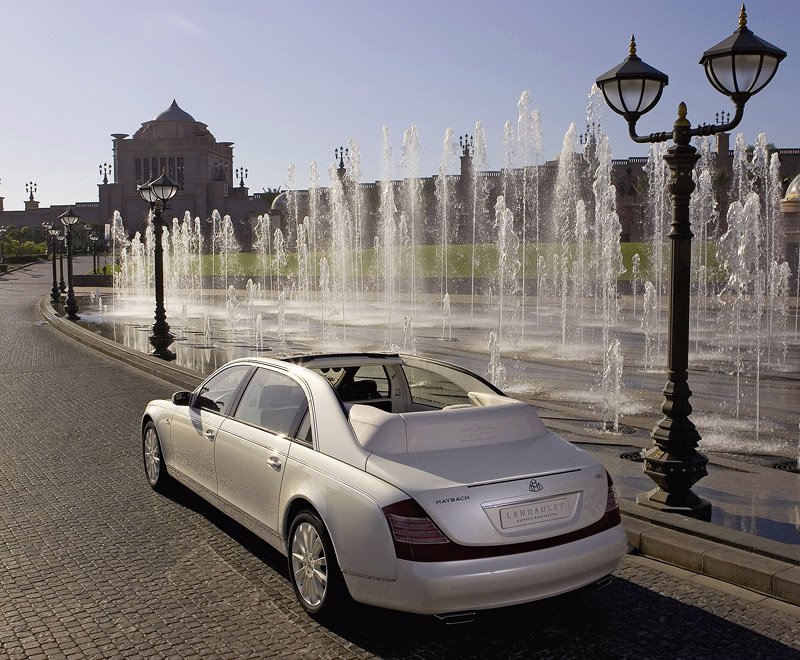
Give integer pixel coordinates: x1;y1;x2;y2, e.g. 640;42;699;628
0;100;797;264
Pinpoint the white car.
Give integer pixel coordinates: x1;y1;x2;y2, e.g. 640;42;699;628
142;353;626;617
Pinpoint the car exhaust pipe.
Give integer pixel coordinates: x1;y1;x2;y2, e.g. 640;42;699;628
435;611;476;625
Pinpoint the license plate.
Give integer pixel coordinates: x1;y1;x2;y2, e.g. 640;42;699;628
499;497;571;529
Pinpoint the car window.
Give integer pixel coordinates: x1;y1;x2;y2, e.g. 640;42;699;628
197;366;251;414
295;410;313;447
351;365;390;398
311;364;390;402
233;367;308;438
401;365;471;408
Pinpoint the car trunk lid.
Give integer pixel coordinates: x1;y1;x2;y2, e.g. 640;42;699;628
368;435;607;545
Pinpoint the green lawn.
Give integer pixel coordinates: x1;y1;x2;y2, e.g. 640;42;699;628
194;241;723;282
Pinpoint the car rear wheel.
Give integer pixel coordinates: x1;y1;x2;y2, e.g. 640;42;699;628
143;420;171;493
288;511;346;615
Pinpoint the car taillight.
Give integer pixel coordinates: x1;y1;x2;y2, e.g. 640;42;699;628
605;471;621;524
383;499;451;560
388;514;449;544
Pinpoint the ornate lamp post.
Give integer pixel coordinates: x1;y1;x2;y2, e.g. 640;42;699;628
46;226;62;304
596;5;786;520
43;222;58;303
99;163;112;184
57;233;66;292
138;172;179;360
335;146;348;177
59;208;81;320
236;167;248;187
42;221;52;256
89;234;99;273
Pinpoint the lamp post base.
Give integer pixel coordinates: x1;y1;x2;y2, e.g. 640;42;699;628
637;444;711;521
149;332;176;361
636;487;712;521
64;299;80;321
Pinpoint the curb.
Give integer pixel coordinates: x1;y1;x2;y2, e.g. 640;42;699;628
621;501;800;606
39;296;800;607
0;260;46;275
39;298;202;392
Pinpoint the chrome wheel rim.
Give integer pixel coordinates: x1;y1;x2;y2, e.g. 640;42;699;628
144;427;161;484
291;521;327;608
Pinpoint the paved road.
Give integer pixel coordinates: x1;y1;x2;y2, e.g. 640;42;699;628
1;261;800;659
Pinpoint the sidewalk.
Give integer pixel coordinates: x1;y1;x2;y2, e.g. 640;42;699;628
38;278;800;608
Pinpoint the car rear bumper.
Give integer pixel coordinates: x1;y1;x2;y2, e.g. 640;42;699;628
343;524;627;615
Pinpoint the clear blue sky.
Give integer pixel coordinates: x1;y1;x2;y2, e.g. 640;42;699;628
0;0;797;211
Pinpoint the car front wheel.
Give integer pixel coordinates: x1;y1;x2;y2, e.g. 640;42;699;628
143;420;171;493
288;511;346;615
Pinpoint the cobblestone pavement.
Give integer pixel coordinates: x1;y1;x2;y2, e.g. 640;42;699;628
1;262;800;659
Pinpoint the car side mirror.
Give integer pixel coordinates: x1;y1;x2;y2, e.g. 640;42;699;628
172;391;193;406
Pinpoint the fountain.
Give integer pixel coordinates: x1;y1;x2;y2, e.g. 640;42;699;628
88;91;795;466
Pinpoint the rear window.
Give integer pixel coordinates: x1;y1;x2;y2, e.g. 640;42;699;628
312;364;390;402
401;366;471;409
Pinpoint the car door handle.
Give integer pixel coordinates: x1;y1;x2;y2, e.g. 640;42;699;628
267;456;282;471
204;428;216;439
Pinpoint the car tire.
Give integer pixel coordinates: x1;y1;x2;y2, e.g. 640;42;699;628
143;420;172;493
288;511;347;616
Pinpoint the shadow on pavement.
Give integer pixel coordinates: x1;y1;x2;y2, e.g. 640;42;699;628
160;479;290;580
321;580;797;659
158;480;797;658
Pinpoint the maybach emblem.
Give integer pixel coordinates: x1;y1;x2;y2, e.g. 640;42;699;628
529;478;544;492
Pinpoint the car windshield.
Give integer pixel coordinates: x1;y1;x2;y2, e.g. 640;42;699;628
401;365;472;408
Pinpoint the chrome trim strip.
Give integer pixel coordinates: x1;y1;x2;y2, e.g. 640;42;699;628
467;468;582;488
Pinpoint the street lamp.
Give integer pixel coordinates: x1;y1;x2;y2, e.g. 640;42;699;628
99;162;112;184
138;172;179;360
89;234;99;273
335;146;348;179
59;208;81;320
42;221;52;256
47;227;62;304
58;233;66;292
596;5;786;520
42;222;61;304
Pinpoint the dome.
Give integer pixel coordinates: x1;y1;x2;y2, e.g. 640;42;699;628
270;191;288;211
133;100;212;140
785;173;800;201
154;100;196;123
